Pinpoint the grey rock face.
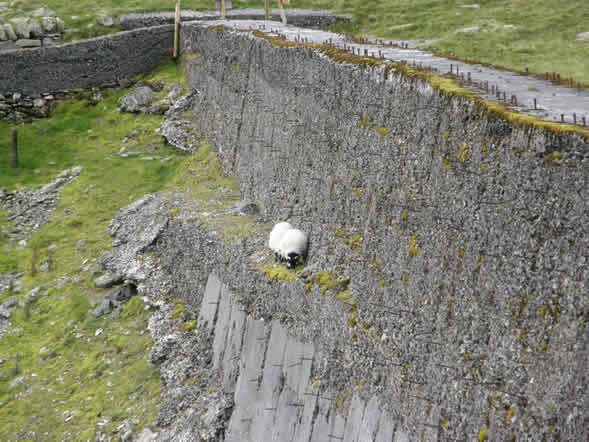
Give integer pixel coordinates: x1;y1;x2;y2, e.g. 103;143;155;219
97;23;586;441
0;167;82;245
118;86;157;113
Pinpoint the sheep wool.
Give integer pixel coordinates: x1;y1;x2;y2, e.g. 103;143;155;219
268;222;293;261
279;228;308;269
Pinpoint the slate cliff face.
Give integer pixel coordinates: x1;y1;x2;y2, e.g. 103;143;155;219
100;23;589;440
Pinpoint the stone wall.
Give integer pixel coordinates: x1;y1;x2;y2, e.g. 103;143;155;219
0;24;173;96
168;23;588;440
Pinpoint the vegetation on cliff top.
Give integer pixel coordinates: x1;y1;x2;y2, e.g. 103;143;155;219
3;0;587;82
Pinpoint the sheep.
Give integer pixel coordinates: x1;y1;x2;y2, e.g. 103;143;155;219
268;222;293;261
279;228;308;269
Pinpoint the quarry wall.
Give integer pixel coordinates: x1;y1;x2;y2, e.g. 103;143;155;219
0;18;586;440
162;23;587;440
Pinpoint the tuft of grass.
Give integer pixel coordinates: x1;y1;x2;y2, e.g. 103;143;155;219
262;264;298;281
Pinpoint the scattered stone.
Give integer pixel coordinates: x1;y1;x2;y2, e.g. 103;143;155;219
95;328;103;336
145;103;169;115
29;7;56;17
24;287;40;303
27;20;43;38
1;296;17;309
458;26;481;33
225;200;260;216
120;151;142;158
0;40;17;51
76;239;87;251
55;17;64;33
167;83;183;100
118;86;157;113
390;23;413;31
9;376;25;389
503;24;517;30
576;31;589;41
90;284;137;317
33;98;45;107
460;4;480;8
96;16;114;27
42;38;56;47
3;23;17;40
94;272;123;288
10;17;29;25
135;428;158;442
0;306;11;319
14;22;30;39
90;298;115;317
42;16;57;33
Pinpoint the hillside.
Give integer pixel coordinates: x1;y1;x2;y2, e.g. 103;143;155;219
0;0;587;81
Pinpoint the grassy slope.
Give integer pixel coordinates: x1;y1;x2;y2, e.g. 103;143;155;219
0;62;183;441
0;57;267;439
4;0;588;82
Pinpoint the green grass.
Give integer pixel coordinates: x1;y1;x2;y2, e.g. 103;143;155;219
4;0;588;82
0;53;266;438
0;60;196;440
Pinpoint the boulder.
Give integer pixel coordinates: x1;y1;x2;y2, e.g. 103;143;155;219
96;15;114;27
27;20;43;38
55;17;65;33
576;31;589;41
42;16;57;33
118;86;157;113
15;39;41;48
3;23;17;40
15;22;30;39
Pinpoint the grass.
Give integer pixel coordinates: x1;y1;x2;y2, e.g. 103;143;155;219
2;1;587;82
0;60;198;441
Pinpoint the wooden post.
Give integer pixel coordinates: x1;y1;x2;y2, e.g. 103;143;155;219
221;0;225;20
173;0;181;59
278;0;289;24
11;128;18;169
264;0;270;20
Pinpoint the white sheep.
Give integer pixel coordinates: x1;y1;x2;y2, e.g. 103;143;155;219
279;228;308;269
268;222;293;261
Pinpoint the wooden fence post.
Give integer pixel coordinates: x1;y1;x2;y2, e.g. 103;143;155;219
264;0;270;20
11;128;18;169
173;0;181;59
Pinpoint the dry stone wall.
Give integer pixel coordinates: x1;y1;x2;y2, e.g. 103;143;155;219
0;24;173;97
172;23;588;440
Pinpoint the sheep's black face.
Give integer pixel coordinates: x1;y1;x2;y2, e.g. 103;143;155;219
286;252;300;269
